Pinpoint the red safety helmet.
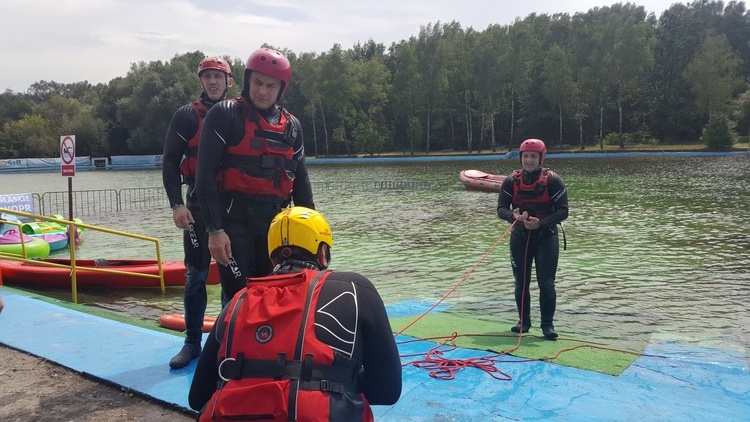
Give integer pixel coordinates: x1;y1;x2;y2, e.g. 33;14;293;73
245;48;291;100
519;139;546;164
198;56;232;77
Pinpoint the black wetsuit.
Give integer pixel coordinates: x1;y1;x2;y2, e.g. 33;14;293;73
162;98;217;345
188;261;402;416
497;167;568;328
195;97;314;304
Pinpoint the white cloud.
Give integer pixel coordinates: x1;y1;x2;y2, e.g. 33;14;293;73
1;0;680;92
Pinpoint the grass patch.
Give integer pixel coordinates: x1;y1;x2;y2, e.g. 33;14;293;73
391;313;644;376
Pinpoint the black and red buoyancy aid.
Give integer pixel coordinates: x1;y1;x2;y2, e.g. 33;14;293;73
179;101;209;180
219;99;299;202
512;168;554;219
199;269;372;422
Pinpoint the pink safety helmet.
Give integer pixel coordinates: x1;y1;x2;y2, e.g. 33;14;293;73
245;48;291;100
198;56;232;77
519;139;547;164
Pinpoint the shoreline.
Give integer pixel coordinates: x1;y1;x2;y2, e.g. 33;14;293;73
1;147;748;174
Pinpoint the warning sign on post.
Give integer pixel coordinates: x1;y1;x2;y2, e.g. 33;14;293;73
61;135;76;177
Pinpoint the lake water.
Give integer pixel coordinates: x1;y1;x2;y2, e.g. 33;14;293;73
1;155;749;354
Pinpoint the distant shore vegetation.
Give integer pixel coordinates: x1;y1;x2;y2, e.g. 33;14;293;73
1;1;749;160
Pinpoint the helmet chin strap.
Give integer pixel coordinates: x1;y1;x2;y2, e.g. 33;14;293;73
272;259;322;274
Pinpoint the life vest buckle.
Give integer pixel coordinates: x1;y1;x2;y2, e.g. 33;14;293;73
218;357;237;382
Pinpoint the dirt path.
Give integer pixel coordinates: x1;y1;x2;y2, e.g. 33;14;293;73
0;344;197;421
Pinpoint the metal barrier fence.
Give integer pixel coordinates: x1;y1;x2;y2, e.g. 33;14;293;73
309;180;432;190
29;181;432;217
34;188;169;216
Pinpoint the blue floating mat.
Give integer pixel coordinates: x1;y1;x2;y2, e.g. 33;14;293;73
1;288;748;421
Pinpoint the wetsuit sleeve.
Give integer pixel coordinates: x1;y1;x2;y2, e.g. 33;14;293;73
539;172;569;228
188;306;228;411
496;176;516;224
341;273;402;405
162;104;197;208
195;100;244;233
288;114;315;209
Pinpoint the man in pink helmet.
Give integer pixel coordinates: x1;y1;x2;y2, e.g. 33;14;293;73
496;139;569;340
162;56;234;369
195;48;315;306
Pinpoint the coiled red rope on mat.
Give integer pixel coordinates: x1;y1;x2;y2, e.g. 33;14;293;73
394;220;658;380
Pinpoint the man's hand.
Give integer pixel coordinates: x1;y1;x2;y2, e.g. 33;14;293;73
208;231;232;266
172;207;195;231
523;216;541;230
512;208;528;223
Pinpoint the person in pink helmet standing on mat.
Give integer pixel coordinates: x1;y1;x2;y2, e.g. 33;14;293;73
497;139;568;340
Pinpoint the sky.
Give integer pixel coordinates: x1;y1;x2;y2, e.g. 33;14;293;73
1;0;682;93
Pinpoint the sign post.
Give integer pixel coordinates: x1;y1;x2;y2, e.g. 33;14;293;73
60;135;78;302
60;135;76;221
60;135;76;177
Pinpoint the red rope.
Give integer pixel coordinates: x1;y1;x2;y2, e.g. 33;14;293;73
400;332;513;380
393;219;665;381
394;220;517;336
394;221;517;380
397;331;663;381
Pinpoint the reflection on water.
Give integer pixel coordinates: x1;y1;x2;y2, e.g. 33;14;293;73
2;156;749;353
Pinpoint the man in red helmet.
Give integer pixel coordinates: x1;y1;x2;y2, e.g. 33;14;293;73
195;48;315;306
162;56;234;369
496;139;568;340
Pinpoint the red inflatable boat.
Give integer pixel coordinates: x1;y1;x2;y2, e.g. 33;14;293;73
459;169;506;192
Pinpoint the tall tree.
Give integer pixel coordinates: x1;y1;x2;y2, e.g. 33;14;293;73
541;44;577;147
505;17;540;147
389;40;424;154
610;9;653;148
3;114;56;157
731;87;750;145
318;45;355;155
348;59;391;153
415;22;451;154
115;52;202;154
684;34;743;117
293;52;324;156
33;95;108;156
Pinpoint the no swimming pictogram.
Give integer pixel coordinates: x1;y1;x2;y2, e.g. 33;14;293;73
60;136;75;164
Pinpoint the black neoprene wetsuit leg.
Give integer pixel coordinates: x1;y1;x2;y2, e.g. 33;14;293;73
216;198;278;305
183;194;212;344
509;227;559;328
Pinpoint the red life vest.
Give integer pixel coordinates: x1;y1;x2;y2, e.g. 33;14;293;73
199;269;373;422
512;168;554;219
179;101;208;180
219;99;298;202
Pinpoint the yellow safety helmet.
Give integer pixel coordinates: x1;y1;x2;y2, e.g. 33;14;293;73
268;207;333;259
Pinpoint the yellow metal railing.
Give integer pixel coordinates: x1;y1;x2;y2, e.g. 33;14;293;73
0;208;166;303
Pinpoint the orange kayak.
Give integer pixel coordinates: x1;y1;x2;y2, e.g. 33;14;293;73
0;259;220;288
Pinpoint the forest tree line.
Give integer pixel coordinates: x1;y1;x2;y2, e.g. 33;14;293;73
1;0;749;159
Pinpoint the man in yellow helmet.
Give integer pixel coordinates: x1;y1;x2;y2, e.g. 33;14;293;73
189;207;402;421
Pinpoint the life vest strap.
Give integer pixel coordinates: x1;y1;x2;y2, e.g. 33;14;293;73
225;154;298;172
218;354;358;394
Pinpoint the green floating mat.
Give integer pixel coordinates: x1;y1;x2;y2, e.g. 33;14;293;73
390;313;645;376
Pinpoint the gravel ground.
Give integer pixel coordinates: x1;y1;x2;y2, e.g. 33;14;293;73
0;344;197;421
